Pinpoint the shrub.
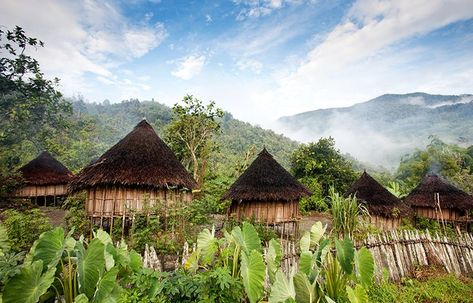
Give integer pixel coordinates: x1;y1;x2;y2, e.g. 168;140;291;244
330;187;368;239
1;209;51;252
63;193;89;237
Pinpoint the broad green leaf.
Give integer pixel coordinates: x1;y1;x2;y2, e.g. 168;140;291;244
325;296;336;303
299;251;313;276
267;239;282;283
74;294;89;303
355;247;374;288
197;228;218;265
0;224;11;255
268;270;295;303
184;250;200;273
300;231;311;252
314;239;330;267
294;271;316;303
29;227;65;271
129;251;142;272
94;229;112;246
3;260;55;303
240;250;265;303
77;239;105;299
335;237;355;275
104;244;116;271
92;267;120;303
232;223;262;255
346;285;368;303
309;222;326;249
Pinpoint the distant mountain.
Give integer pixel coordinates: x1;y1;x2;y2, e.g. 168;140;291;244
277;93;473;168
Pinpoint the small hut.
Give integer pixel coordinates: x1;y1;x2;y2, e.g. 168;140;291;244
69;120;197;226
404;174;473;224
13;151;74;205
222;148;311;228
345;171;411;230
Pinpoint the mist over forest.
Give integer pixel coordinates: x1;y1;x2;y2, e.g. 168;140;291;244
276;93;473;169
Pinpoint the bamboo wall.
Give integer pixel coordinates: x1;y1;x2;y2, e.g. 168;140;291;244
85;185;193;218
413;206;463;221
228;200;299;223
13;184;68;198
369;215;402;231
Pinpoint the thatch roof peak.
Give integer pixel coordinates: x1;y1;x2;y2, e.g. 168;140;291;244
345;171;411;218
222;148;311;202
19;151;74;185
70;120;197;191
404;174;473;210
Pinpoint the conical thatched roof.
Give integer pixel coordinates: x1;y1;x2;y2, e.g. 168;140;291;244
345;171;411;218
404;174;473;211
19;151;74;185
69;120;196;191
222;148;311;202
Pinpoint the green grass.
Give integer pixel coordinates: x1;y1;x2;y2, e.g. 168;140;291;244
369;274;473;303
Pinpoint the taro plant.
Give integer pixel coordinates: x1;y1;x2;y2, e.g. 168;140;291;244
1;227;142;303
268;221;375;303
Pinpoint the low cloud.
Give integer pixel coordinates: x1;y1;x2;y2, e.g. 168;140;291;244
171;55;206;80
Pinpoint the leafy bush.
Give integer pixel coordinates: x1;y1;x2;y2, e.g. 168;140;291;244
63;193;89;237
298;177;328;213
1;209;51;252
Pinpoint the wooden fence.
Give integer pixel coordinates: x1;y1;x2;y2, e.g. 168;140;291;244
358;230;473;281
146;230;473;282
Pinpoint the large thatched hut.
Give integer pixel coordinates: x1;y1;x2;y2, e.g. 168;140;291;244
404;174;473;223
13;151;74;205
222;148;311;225
69;120;196;224
345;171;411;230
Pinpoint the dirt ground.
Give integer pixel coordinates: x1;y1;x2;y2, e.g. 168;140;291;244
299;211;333;232
39;206;66;227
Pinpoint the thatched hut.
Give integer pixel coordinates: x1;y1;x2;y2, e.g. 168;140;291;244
13;151;74;205
345;171;411;230
69;120;196;223
404;174;473;223
222;148;311;225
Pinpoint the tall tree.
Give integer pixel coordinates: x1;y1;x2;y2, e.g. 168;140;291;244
165;95;224;187
0;26;71;168
291;137;357;197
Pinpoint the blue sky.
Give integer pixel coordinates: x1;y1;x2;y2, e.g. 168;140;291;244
2;0;473;125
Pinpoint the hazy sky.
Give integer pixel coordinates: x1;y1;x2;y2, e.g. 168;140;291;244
2;0;473;125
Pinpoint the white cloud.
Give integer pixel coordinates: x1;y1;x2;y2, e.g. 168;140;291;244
252;0;473;118
236;58;263;74
0;0;167;97
171;55;206;80
234;0;301;20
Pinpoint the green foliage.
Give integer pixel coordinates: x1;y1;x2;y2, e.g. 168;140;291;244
298;177;328;213
0;26;71;169
2;209;52;252
1;227;141;303
291;137;357;199
165;94;224;186
330;188;368;239
64;193;89;237
396;137;473;194
369;274;473;303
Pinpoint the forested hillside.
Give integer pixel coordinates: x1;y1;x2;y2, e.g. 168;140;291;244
65;98;299;174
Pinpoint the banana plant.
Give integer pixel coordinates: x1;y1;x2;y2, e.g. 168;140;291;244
1;227;142;303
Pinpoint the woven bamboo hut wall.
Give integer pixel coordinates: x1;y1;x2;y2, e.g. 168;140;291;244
13;151;74;205
69;120;196;220
345;171;411;230
222;148;311;225
404;174;473;224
